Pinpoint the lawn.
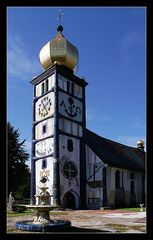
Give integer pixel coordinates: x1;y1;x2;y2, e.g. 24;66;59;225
7;210;65;217
117;207;146;212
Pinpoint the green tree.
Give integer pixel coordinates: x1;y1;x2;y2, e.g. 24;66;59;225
7;122;31;198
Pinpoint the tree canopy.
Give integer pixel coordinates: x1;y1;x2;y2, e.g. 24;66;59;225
7;122;31;198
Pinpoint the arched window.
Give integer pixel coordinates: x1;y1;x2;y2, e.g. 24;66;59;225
115;170;120;189
46;79;49;92
67;81;70;93
131;180;135;194
130;172;135;179
41;82;45;95
67;139;73;152
42;159;47;169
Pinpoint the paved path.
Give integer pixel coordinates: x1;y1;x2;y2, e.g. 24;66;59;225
100;211;146;218
7;209;146;233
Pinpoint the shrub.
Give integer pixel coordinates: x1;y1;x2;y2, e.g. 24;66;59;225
13;205;26;213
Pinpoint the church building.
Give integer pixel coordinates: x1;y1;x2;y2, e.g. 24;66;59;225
30;23;146;210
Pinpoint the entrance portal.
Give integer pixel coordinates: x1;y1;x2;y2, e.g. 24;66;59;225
63;191;75;209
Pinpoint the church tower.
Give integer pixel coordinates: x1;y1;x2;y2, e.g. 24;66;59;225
30;23;88;209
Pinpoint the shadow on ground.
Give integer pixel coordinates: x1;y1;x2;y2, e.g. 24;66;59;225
7;226;111;233
47;226;110;232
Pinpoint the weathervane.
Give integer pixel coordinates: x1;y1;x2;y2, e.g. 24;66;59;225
57;9;63;26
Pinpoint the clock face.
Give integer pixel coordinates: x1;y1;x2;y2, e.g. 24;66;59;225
38;96;51;117
59;91;82;122
62;160;78;180
35;92;54;121
35;138;54;157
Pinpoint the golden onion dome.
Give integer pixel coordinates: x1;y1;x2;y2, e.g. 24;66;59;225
137;140;144;148
39;25;79;70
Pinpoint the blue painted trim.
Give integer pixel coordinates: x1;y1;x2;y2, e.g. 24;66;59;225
33;134;54;144
53;70;60;206
79;83;87;209
30;67;56;85
30;86;36;205
33;115;54;125
58;130;82;140
33;153;54;161
30;64;88;87
34;72;55;87
58;114;83;125
15;220;71;232
58;87;83;101
33;87;55;102
103;167;107;207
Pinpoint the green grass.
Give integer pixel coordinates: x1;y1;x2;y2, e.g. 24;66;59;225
7;210;65;217
117;207;146;212
7;210;35;217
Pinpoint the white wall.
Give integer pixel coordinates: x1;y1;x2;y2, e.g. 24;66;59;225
35;74;55;97
58;91;82;122
35;92;55;122
58;74;82;99
59;134;80;208
86;145;104;208
35;157;54;205
59;118;82;137
35;118;54;140
35;137;54;157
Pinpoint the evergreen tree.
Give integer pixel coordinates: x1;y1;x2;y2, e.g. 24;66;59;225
7;122;30;198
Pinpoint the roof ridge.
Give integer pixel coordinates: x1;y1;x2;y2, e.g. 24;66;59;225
85;128;138;150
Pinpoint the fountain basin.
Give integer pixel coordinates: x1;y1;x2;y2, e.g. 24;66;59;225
15;205;71;232
15;220;71;232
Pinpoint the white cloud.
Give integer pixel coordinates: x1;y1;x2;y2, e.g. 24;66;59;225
86;108;96;121
129;120;145;130
120;31;145;63
7;34;41;81
86;108;111;122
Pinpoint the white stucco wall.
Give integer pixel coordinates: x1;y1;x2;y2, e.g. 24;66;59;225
107;167;145;207
35;92;54;122
59;134;80;208
58;91;82;122
35;74;55;97
35;118;54;140
59;118;82;137
86;145;104;208
35;157;54;205
58;74;82;99
35;137;54;157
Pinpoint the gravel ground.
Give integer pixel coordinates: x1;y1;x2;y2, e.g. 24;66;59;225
7;209;146;233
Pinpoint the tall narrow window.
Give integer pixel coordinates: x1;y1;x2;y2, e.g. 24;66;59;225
67;81;70;93
46;79;49;92
130;172;135;179
42;159;47;169
42;124;47;134
131;180;135;194
122;171;124;188
41;82;45;95
67;139;73;152
71;83;74;95
115;170;120;189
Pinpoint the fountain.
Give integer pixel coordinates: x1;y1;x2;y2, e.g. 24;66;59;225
15;174;71;232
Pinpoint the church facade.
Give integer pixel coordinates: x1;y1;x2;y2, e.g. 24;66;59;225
30;24;145;210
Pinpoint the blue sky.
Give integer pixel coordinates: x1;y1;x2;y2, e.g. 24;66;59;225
7;7;146;167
